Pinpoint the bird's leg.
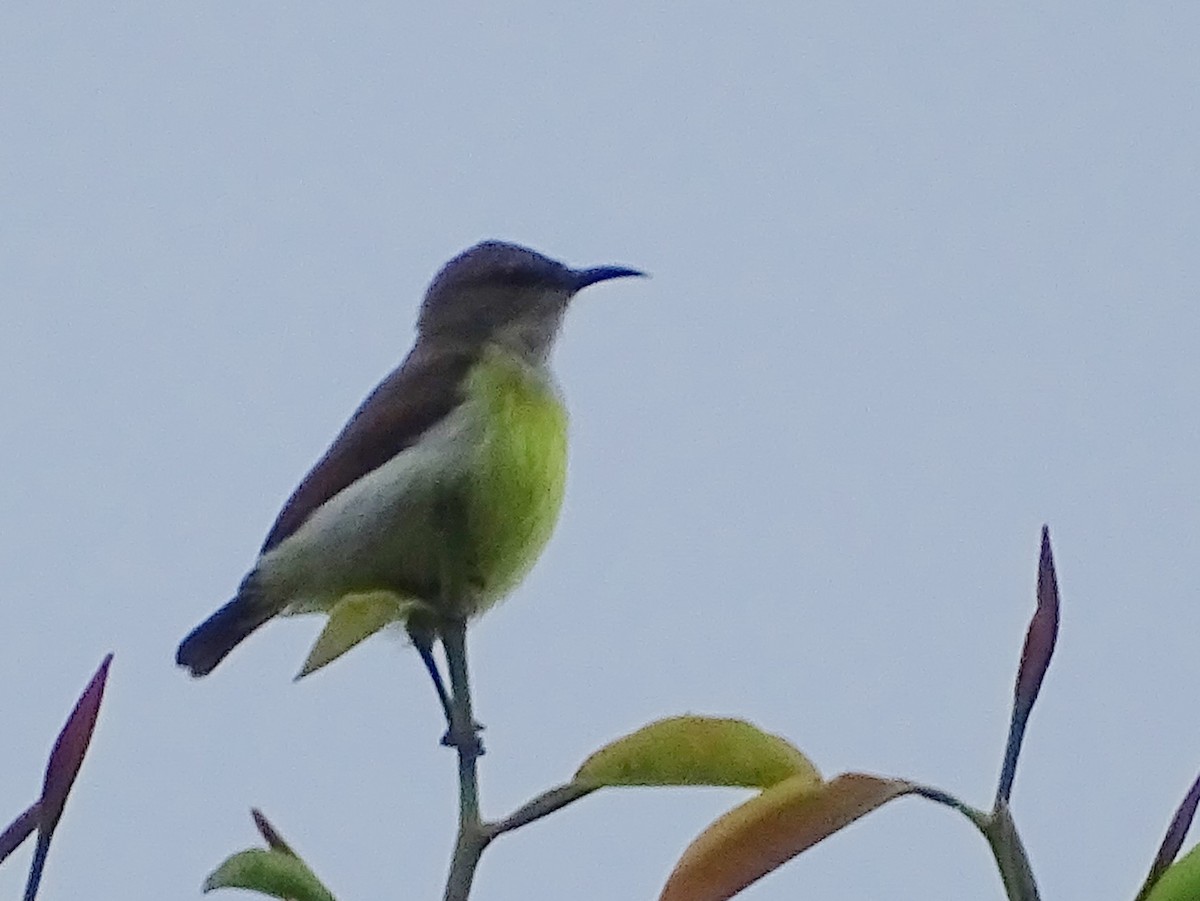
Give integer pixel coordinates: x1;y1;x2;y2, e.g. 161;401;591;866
431;489;484;754
407;618;455;729
440;615;484;759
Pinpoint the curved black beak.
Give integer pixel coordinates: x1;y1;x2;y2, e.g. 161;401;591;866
572;265;647;291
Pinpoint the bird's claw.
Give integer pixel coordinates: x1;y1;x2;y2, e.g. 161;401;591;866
440;720;486;756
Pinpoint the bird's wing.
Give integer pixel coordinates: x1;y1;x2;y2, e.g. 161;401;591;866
260;342;475;554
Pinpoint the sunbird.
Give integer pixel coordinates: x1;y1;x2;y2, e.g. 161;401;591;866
176;241;644;687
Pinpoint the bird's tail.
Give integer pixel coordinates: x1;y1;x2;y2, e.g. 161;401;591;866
176;576;274;677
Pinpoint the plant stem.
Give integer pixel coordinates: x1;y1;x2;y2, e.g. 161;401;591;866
994;704;1032;812
911;784;1039;901
485;783;597;840
982;803;1041;901
910;784;989;829
441;617;488;901
444;824;489;901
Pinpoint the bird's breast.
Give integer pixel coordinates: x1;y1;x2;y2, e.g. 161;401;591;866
257;347;568;618
462;346;569;604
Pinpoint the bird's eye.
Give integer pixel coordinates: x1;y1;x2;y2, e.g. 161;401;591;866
495;267;544;288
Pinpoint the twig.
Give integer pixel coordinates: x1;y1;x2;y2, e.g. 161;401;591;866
983;802;1041;901
911;784;1039;901
441;618;488;901
485;783;598;840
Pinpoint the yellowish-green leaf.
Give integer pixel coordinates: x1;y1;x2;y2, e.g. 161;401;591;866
203;848;335;901
575;716;820;789
296;592;413;678
1145;844;1200;901
659;772;915;901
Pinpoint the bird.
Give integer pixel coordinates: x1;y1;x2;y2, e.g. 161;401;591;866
176;241;644;690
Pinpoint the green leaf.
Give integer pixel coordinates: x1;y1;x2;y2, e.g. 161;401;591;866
659;772;915;901
575;716;820;789
1144;844;1200;901
203;848;335;901
296;592;414;678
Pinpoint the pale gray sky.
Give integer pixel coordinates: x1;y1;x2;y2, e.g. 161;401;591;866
3;4;1200;900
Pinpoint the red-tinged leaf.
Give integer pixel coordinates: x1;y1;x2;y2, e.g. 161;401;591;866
1019;526;1060;714
252;809;298;858
39;654;113;832
576;716;820;790
23;655;112;900
1135;772;1200;901
995;528;1059;806
0;802;38;864
659;773;916;901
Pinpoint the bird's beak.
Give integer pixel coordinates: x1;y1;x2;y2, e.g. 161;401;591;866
572;265;647;291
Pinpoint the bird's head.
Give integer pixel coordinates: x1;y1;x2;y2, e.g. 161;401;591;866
417;241;644;361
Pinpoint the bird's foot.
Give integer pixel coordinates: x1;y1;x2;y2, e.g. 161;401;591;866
440;719;486;757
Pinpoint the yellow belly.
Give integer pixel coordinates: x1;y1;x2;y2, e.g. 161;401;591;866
284;345;569;675
463;345;569;608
